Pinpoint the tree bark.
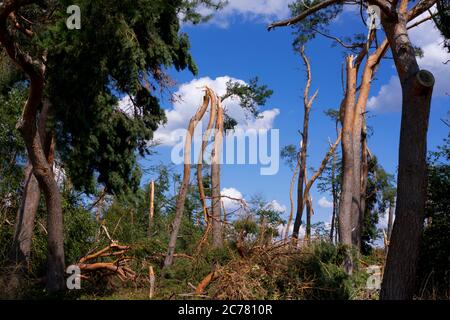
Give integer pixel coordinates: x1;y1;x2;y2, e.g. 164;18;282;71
164;93;210;269
329;137;338;243
197;89;217;226
285;158;300;241
387;199;395;243
0;4;65;292
211;100;224;248
339;55;357;247
360;117;369;243
148;180;154;237
380;10;435;300
11;101;53;270
338;56;357;275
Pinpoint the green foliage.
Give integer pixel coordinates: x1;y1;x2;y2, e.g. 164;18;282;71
222;77;273;129
289;0;343;49
42;0;199;194
179;0;228;25
281;143;300;171
418;136;450;299
286;242;366;299
361;156;395;254
208;241;367;300
434;0;450;52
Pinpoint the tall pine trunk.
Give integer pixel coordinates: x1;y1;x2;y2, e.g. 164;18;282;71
338;55;357;275
380;11;435;300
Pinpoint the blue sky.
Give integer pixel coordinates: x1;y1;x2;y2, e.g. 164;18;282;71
134;2;449;235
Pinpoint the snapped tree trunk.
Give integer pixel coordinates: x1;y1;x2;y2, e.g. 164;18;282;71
338;56;357;275
339;55;357;247
351;38;388;248
211;100;224;248
197;89;217;226
380;10;435;300
148;180;154;237
164;93;210;269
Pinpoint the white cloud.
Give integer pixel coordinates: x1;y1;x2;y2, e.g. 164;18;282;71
265;200;287;213
221;187;245;212
368;8;450;112
117;95;134;116
318;196;333;209
378;207;395;230
154;76;279;146
195;0;294;28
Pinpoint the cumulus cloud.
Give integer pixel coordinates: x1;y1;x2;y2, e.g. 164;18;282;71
318;196;333;209
221;187;245;212
154;76;279;146
265;200;287;213
368;8;450;112
194;0;294;28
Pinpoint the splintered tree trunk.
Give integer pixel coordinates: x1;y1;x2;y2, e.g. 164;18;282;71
211;101;224;248
197;90;217;226
339;56;356;247
148;180;154;237
380;12;435;300
11;102;53;269
339;56;357;275
164;93;210;269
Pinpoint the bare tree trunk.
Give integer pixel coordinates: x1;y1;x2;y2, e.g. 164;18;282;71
285;159;300;241
339;56;356;246
292;46;318;239
329;137;338;243
197;90;217;226
380;9;435;300
305;190;313;243
338;55;357;275
148;180;154;237
211;101;224;248
164;93;210;269
351;38;389;249
360;117;369;244
387;199;395;243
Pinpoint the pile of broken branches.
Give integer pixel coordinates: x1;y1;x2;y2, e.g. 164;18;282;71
76;242;136;283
